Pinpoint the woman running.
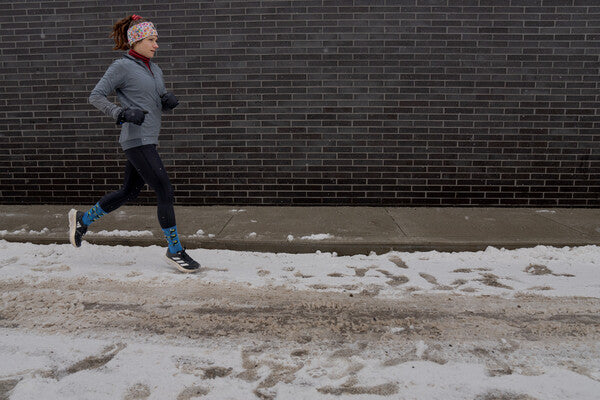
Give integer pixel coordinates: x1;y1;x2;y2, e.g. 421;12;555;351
68;14;200;273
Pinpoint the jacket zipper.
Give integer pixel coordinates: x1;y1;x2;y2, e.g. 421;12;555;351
126;55;163;109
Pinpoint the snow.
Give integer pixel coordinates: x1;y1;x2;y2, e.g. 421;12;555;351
1;240;599;399
87;229;153;237
415;340;428;358
0;228;50;236
185;229;216;238
300;233;335;240
1;330;598;400
0;240;598;298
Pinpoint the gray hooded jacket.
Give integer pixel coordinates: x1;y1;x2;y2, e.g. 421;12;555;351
89;53;169;150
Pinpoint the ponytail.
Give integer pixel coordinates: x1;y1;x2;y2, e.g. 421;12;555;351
110;15;148;50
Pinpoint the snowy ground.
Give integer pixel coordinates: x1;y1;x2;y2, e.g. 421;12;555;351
1;239;599;399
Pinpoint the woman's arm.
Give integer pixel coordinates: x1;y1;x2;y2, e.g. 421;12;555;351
88;60;126;121
153;65;179;113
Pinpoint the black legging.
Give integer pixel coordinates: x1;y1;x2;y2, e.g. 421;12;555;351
98;144;176;229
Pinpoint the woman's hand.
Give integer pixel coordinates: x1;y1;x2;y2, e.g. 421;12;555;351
161;92;179;111
116;107;147;125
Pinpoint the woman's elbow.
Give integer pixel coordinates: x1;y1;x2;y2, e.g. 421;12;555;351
88;92;105;108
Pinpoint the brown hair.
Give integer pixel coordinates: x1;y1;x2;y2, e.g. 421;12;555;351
110;15;149;50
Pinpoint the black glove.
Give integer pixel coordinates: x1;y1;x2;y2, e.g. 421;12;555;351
161;92;179;111
116;107;146;126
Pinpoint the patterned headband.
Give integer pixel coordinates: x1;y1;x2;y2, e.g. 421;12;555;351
127;21;158;46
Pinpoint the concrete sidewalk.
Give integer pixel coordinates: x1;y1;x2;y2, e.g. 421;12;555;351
0;205;599;255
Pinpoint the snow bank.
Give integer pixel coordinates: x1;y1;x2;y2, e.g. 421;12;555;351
0;240;598;299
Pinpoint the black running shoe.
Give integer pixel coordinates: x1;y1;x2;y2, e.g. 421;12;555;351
165;249;200;273
68;209;88;248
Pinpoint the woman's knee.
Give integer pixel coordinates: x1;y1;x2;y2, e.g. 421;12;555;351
161;185;175;205
154;177;174;205
125;191;140;202
125;184;144;202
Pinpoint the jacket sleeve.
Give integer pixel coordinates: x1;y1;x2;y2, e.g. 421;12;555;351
88;60;126;120
156;66;172;113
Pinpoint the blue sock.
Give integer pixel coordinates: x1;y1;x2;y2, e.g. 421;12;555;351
162;225;183;253
82;203;107;226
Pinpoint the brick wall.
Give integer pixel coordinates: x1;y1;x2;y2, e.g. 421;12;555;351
1;0;598;206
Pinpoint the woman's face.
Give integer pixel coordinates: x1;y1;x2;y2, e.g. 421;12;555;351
132;35;158;58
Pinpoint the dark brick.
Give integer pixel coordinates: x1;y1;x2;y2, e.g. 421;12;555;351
0;1;597;207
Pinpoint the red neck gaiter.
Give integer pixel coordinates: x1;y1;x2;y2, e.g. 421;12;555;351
128;49;152;73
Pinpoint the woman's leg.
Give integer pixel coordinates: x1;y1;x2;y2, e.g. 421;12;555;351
71;144;199;271
123;144;176;229
97;160;146;214
70;159;145;248
123;145;199;272
80;160;146;226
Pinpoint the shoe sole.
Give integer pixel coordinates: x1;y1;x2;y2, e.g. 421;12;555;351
68;209;79;248
164;255;199;274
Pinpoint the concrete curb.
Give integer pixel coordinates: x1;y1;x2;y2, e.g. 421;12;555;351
1;205;599;255
0;234;597;256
